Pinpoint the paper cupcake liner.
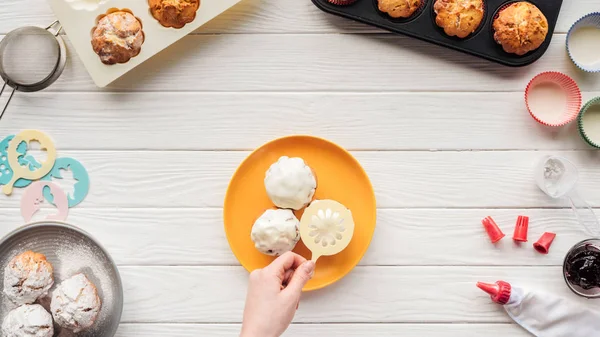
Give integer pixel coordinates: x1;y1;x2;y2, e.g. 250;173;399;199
567;12;600;72
327;0;358;5
577;96;600;148
377;0;427;21
525;71;582;127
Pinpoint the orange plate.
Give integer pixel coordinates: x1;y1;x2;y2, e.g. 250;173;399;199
224;135;377;291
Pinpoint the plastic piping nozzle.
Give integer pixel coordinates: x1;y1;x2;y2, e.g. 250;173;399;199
477;280;512;305
513;216;529;242
482;216;505;243
533;232;557;254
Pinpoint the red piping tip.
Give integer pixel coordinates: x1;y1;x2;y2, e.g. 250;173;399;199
476;280;512;305
513;216;529;242
482;216;505;243
476;282;498;296
533;232;556;254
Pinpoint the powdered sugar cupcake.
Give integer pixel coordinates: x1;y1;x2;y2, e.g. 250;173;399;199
51;273;102;333
2;304;53;337
3;251;54;305
265;156;317;210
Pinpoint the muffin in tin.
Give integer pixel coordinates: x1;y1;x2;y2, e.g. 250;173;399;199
149;0;201;29
493;2;548;55
91;10;145;65
434;0;485;38
378;0;422;19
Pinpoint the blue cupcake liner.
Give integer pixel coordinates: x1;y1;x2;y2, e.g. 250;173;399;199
567;12;600;72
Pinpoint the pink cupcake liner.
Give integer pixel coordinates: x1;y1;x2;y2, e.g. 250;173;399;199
525;71;582;127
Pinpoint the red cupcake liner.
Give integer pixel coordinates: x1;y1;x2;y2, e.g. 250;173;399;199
327;0;357;5
525;71;582;127
533;232;556;254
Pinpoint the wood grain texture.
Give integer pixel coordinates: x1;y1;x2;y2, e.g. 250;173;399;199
1;91;598;151
116;266;600;323
2;34;597;92
115;323;531;336
0;208;588;266
0;0;594;34
1;150;600;208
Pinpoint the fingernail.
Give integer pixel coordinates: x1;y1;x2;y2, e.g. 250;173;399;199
304;261;315;278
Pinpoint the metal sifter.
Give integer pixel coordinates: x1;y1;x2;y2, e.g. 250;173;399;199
0;21;67;121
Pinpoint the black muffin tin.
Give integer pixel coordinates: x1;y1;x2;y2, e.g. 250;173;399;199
311;0;563;66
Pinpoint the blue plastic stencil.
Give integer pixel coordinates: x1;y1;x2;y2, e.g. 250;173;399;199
42;157;90;208
0;135;40;189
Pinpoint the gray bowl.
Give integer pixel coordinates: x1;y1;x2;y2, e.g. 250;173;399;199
0;221;123;336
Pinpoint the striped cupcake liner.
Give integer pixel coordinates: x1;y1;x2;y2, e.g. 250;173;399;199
567;12;600;72
525;72;582;127
577;97;600;148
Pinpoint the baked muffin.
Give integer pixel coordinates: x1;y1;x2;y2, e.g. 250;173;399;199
149;0;201;29
91;11;145;65
51;274;102;333
493;2;548;55
378;0;422;19
3;251;54;305
265;156;317;210
251;209;301;256
434;0;485;38
2;304;53;337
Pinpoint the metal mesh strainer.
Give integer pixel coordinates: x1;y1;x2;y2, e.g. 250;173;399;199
0;21;66;121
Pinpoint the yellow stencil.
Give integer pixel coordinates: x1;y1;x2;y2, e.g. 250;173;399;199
299;199;355;263
2;130;57;195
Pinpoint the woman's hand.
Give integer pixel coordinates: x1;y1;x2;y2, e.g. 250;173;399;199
240;252;315;337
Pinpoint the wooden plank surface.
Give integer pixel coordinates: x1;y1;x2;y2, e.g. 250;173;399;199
0;91;597;151
114;323;531;336
0;208;589;266
2;150;600;209
0;34;598;92
0;0;594;35
115;266;600;323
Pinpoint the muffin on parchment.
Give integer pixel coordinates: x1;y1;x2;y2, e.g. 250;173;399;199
493;2;548;55
51;273;102;333
1;304;54;337
434;0;485;38
378;0;422;19
3;251;54;305
91;11;145;65
149;0;201;29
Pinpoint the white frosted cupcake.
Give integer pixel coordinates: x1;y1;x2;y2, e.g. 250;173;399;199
51;273;101;333
251;209;300;256
2;304;54;337
3;251;54;305
264;156;317;210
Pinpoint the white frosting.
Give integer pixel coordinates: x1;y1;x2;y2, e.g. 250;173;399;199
251;209;300;256
51;273;101;333
1;304;53;337
3;252;54;305
568;26;600;68
264;156;317;210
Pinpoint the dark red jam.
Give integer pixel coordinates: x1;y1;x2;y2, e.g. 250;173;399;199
565;244;600;290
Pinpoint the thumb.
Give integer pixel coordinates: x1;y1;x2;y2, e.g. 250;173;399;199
284;261;315;296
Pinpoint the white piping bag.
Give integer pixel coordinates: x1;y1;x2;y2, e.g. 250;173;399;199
477;280;600;336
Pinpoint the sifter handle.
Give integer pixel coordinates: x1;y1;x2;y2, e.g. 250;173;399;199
311;254;321;263
0;82;16;122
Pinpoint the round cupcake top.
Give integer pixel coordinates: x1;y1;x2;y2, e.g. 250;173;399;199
51;273;102;333
149;0;201;29
91;11;145;65
434;0;485;38
493;2;548;55
251;209;300;256
3;251;54;305
1;304;54;337
264;156;317;210
378;0;422;19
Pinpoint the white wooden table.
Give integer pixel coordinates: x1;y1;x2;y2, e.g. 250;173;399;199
1;0;600;336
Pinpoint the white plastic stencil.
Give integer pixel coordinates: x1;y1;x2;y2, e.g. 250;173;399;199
47;0;244;87
299;200;355;263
